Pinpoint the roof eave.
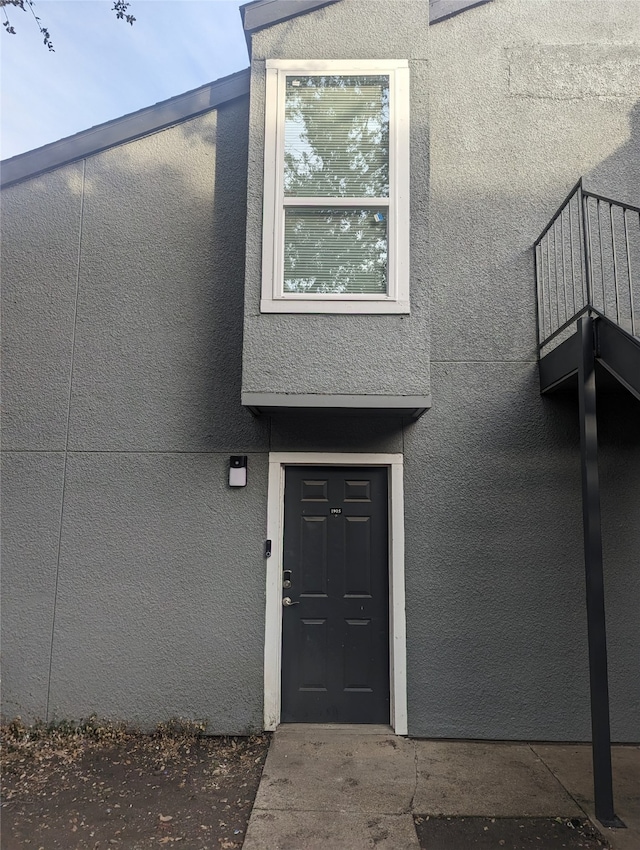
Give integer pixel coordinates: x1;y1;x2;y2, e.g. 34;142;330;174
0;67;250;190
239;0;494;43
240;0;342;56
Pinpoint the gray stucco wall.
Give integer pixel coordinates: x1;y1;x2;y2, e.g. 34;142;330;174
244;0;640;740
1;97;271;732
241;1;431;402
2;0;639;743
417;0;640;740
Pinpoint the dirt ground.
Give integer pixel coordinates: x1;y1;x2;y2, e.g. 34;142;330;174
413;815;609;849
0;718;270;850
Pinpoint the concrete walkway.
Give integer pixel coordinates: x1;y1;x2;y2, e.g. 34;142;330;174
243;725;640;850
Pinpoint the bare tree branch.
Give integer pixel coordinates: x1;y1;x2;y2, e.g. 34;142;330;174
1;0;135;51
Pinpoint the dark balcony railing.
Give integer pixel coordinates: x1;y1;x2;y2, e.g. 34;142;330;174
535;179;640;349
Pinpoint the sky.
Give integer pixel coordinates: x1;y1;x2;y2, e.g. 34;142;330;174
0;0;250;160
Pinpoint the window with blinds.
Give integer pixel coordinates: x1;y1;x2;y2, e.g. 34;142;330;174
261;61;410;314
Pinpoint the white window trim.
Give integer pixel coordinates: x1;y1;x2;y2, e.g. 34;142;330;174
263;452;408;735
260;59;410;315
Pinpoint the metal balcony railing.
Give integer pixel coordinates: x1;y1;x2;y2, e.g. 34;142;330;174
535;179;640;350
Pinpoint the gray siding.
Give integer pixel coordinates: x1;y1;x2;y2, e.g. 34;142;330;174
48;452;268;730
244;0;640;740
2;0;638;742
2;162;84;451
1;97;271;731
1;453;66;719
66;108;261;452
422;0;640;740
241;0;431;403
405;364;591;739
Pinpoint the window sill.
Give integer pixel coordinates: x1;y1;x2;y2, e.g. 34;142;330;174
259;299;410;315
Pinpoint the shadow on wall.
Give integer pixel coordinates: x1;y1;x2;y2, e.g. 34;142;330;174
68;96;269;453
200;98;270;450
556;93;640;536
585;99;640;205
541;97;640;738
538;91;640;431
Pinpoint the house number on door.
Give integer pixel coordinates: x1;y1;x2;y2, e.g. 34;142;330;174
330;508;342;515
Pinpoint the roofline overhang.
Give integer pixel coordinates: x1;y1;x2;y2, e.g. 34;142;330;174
240;0;341;54
239;0;494;53
0;67;250;190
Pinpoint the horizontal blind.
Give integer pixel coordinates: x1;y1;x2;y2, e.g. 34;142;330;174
284;208;388;294
284;75;390;199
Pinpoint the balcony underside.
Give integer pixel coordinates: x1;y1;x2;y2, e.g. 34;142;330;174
539;316;640;402
242;392;431;419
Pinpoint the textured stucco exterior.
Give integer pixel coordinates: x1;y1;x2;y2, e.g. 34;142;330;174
420;0;640;739
241;1;431;402
2;0;639;742
2;98;271;731
240;0;640;740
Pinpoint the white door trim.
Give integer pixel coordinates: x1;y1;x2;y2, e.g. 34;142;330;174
264;452;408;735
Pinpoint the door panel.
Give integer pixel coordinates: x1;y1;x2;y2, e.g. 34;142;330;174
344;516;372;595
298;619;328;690
300;517;328;594
281;466;389;723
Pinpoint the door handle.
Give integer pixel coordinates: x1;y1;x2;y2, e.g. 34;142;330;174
282;597;299;607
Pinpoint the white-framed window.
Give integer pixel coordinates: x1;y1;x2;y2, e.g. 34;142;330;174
260;59;410;314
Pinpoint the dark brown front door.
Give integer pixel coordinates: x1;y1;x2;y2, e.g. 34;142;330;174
281;467;389;723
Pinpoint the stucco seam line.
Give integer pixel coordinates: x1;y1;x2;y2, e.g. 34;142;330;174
430;359;538;364
30;450;270;455
0;450;67;455
527;744;591;821
45;158;86;722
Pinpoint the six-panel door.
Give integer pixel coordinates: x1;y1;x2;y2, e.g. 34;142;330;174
281;467;390;723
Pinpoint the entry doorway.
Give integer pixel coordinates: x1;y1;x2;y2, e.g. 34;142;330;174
281;466;390;723
263;453;407;734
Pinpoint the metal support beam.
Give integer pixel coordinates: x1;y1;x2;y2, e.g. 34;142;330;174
577;316;625;829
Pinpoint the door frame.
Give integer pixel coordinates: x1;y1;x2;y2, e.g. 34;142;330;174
264;452;408;734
